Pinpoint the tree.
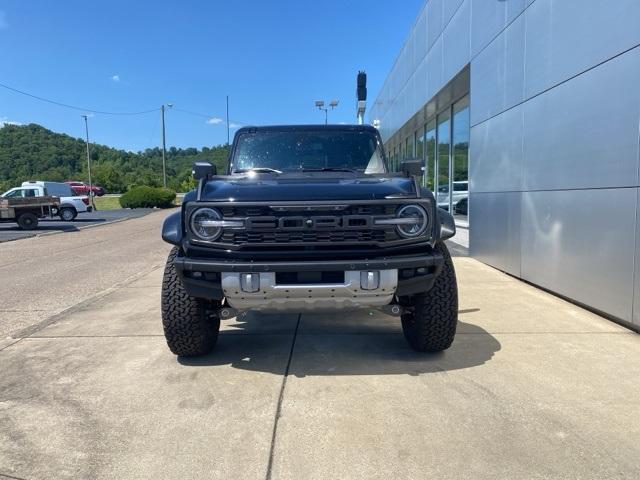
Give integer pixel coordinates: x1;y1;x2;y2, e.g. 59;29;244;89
0;123;230;193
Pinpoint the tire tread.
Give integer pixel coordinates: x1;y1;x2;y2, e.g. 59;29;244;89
401;242;458;352
161;246;220;356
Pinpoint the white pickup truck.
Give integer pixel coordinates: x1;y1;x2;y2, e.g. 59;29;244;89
1;181;92;221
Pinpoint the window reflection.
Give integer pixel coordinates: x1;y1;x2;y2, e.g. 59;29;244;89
452;95;469;219
424;120;436;191
436;110;451;210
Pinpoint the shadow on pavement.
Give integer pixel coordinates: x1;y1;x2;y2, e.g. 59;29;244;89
179;311;501;377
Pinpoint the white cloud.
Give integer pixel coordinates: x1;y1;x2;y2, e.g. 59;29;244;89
0;117;22;127
0;11;7;30
229;122;243;129
111;74;120;82
206;117;223;125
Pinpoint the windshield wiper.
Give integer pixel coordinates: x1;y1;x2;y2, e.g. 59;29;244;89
301;167;357;173
234;167;282;174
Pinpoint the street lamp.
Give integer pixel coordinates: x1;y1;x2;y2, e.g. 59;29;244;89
161;103;173;188
80;115;95;209
315;100;339;124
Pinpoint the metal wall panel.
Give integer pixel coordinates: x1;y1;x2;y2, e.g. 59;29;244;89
443;0;470;85
523;47;640;191
469;105;523;193
505;0;527;24
413;55;429;110
470;0;506;57
524;0;640;99
427;0;443;49
634;188;640;327
469;191;521;276
444;0;464;26
426;36;444;100
470;15;525;126
521;188;636;322
413;6;428;69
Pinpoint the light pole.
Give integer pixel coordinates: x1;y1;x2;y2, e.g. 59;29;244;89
161;103;173;188
315;100;339;124
226;95;230;146
81;115;94;209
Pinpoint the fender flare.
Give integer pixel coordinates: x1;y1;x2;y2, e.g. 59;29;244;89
436;208;456;241
162;211;183;246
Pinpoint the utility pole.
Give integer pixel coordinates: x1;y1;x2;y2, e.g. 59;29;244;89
161;105;167;188
81;115;95;209
226;95;230;146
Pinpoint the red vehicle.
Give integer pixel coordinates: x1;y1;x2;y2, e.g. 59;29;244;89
65;181;105;197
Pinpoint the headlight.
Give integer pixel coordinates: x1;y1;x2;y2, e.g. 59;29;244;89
395;204;428;238
190;208;223;241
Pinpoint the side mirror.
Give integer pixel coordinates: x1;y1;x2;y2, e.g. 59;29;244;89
400;158;423;177
192;162;216;181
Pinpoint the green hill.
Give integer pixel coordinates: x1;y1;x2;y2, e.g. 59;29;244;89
0;123;229;193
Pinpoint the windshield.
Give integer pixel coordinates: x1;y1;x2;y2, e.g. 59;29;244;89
232;130;387;174
2;188;38;198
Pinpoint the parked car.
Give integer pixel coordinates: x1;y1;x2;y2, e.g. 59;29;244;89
160;124;458;357
454;196;468;215
0;188;59;229
65;181;105;197
20;181;92;220
437;180;468;210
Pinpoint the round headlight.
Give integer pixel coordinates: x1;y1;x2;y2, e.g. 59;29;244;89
190;208;223;241
396;204;429;238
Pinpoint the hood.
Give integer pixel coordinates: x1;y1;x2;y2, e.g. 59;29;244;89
197;174;417;202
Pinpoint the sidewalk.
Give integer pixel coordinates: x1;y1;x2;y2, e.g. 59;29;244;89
1;257;639;479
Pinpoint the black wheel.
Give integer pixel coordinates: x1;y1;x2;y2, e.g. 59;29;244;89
161;246;220;356
401;242;458;352
59;207;77;221
17;212;38;230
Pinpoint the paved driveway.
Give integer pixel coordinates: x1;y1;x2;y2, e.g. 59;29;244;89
1;212;639;479
0;208;153;243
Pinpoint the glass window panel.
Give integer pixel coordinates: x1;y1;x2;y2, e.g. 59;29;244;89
406;135;414;158
452;95;470;218
424;120;436;191
436;110;451;210
415;129;424;161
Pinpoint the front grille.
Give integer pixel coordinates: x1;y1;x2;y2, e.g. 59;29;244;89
222;229;389;245
220;204;396;217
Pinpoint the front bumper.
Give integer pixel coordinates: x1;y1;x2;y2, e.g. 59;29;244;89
174;252;444;309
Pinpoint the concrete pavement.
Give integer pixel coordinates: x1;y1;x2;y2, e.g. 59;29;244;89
1;212;640;479
0;208;153;243
0;209;172;339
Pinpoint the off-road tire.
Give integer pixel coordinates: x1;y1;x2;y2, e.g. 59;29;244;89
161;246;220;356
401;242;458;352
59;207;77;221
17;212;38;230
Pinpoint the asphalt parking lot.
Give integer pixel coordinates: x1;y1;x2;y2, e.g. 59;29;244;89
0;208;153;243
1;211;639;480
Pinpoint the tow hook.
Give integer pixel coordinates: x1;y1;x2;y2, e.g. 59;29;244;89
218;306;239;319
378;304;406;317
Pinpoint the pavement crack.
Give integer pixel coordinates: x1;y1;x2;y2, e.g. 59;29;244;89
0;472;30;480
265;313;301;480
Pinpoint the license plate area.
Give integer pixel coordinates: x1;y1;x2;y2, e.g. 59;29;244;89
275;271;345;285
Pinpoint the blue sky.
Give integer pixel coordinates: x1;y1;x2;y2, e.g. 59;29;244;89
0;0;423;151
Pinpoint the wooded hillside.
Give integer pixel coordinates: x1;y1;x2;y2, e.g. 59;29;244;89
0;123;229;193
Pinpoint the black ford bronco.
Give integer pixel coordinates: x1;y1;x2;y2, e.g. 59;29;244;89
161;125;457;356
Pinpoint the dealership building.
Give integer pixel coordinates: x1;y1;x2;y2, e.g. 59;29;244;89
369;0;640;330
